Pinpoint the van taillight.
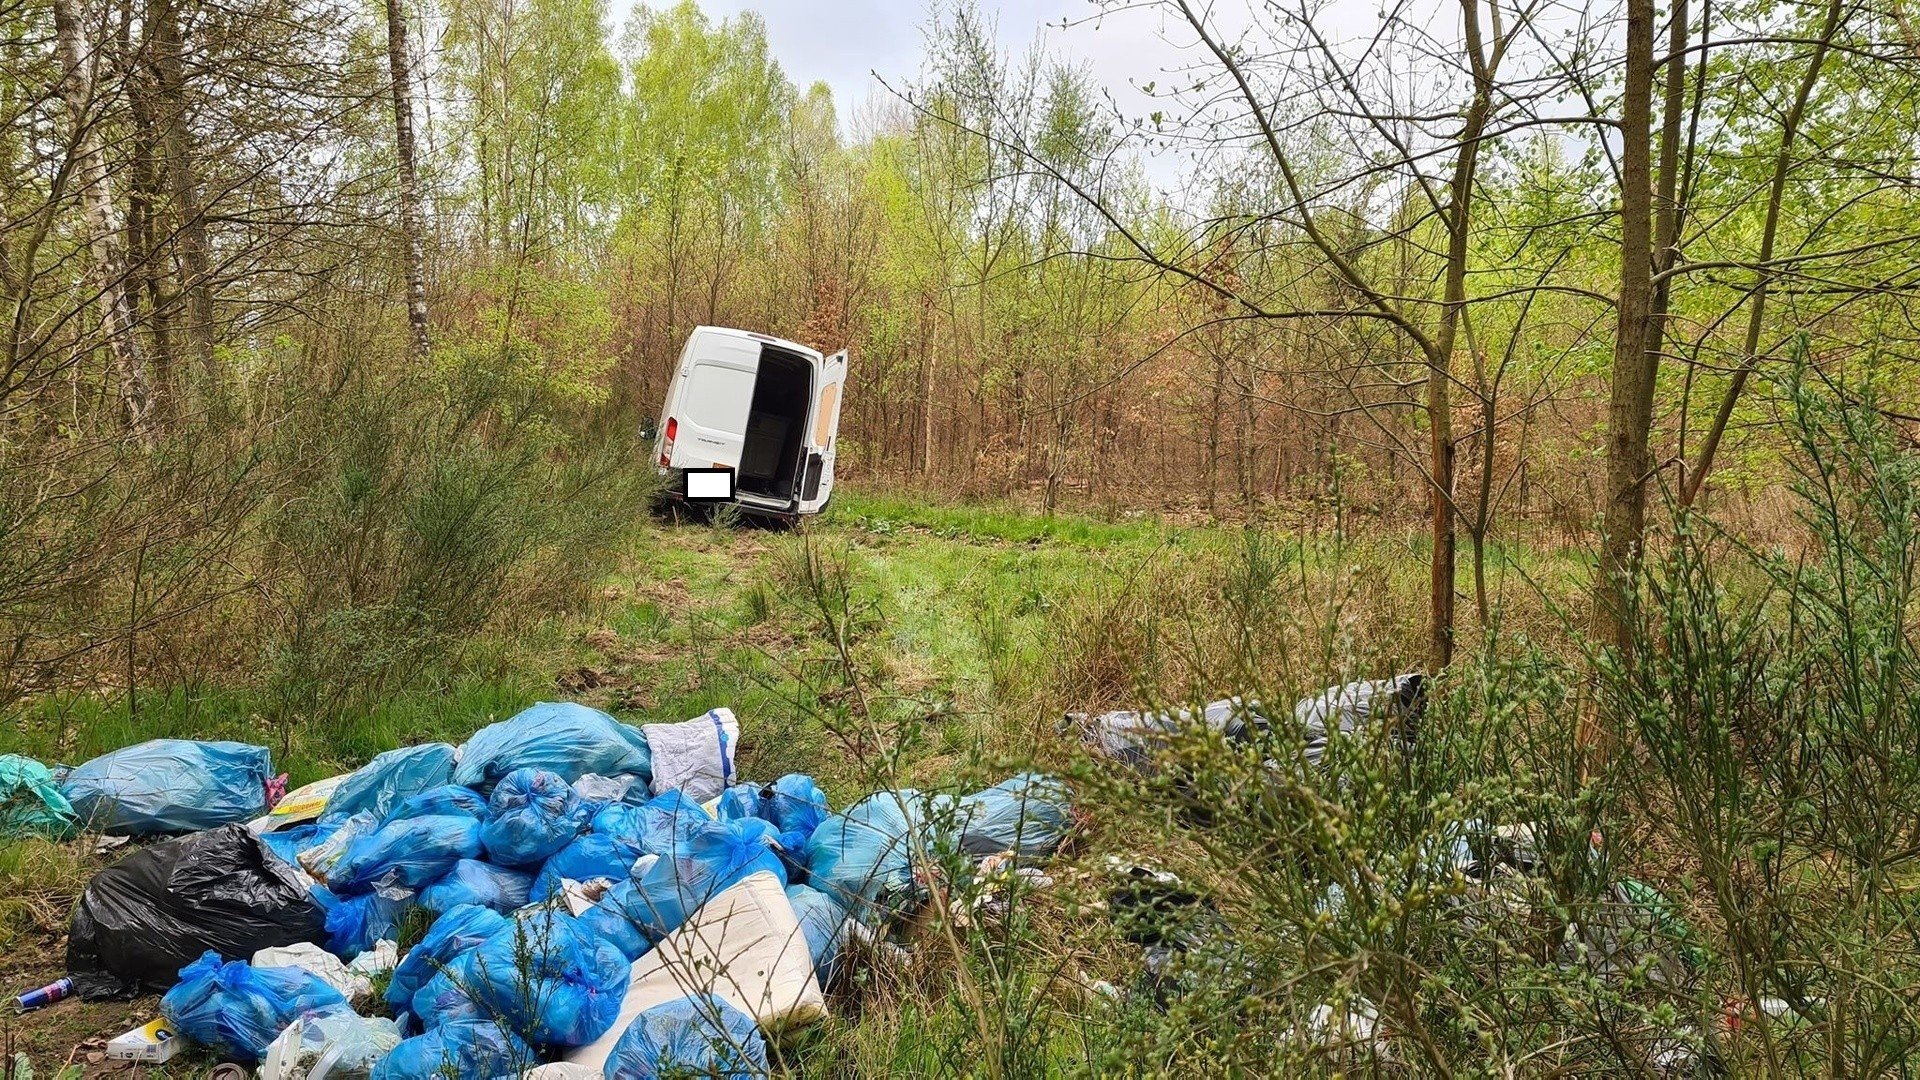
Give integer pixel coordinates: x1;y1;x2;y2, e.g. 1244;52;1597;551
659;417;677;467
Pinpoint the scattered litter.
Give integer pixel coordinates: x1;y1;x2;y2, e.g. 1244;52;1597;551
106;1017;184;1063
13;977;74;1013
160;950;348;1063
1070;698;1269;773
642;707;739;802
482;767;591;867
372;1019;532;1079
258;775;349;833
0;754;77;839
259;1008;402;1080
67;823;328;998
453;702;651;789
61;739;274;835
318;745;457;827
39;698;1081;1077
253;943;371;1000
604;993;767;1079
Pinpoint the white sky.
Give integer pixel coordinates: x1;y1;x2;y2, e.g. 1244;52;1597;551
688;0;1202;184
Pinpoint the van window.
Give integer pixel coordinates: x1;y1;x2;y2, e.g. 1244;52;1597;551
813;382;840;446
683;363;755;434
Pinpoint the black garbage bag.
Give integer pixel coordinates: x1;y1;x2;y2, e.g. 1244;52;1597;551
66;823;327;999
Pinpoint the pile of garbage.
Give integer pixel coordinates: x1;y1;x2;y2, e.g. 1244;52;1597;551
5;702;1072;1077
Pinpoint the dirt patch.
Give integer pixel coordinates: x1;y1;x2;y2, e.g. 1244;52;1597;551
0;927;176;1077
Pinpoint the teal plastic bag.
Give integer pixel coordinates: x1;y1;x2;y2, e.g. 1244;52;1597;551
0;754;77;839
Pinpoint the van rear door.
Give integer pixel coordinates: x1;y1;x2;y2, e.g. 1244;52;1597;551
797;349;847;514
672;333;760;472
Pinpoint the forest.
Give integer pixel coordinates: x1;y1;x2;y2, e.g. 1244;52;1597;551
5;0;1920;1073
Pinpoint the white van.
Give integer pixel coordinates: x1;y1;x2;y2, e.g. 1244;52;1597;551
651;326;847;522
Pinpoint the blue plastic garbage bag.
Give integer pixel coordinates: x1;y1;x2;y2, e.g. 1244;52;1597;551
805;789;952;918
160;950;348;1063
418;859;532;914
716;774;830;879
257;821;336;869
373;1020;532;1080
320;744;456;826
328;815;484;894
609;817;785;944
784;884;847;984
453;702;652;789
386;903;508;1016
456;907;630;1047
530;832;646;901
631;789;711;856
409;955;483;1030
318;886;414;958
62;740;272;835
379;784;489;827
481;768;590;868
955;773;1072;856
604;993;767;1080
574;885;651;961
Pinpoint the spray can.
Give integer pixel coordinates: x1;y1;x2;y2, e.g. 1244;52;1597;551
14;977;73;1013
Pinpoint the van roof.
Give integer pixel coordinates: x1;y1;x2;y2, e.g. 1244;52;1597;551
696;325;822;361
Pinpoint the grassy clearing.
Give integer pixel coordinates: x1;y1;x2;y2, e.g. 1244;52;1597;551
0;485;1600;1073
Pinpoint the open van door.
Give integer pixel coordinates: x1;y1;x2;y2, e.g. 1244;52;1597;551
797;349;847;514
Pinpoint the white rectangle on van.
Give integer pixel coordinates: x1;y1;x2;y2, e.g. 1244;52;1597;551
684;468;734;500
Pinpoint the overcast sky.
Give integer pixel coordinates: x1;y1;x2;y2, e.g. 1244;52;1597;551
688;0;1191;139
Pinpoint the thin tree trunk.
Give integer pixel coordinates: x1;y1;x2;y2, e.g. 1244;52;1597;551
52;0;156;442
385;0;430;361
1424;0;1496;671
1589;0;1659;742
152;0;214;390
1679;0;1843;505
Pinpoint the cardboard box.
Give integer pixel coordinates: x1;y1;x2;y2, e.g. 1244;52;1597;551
106;1017;183;1063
